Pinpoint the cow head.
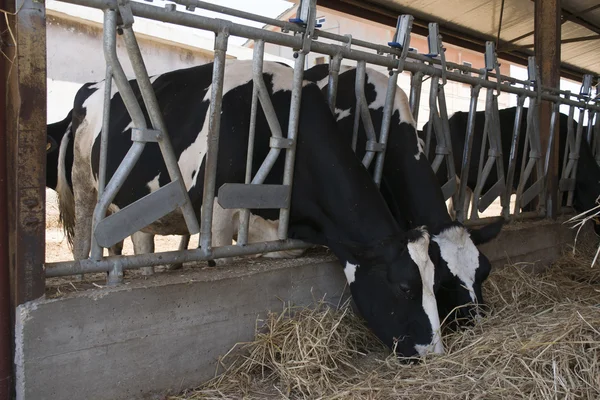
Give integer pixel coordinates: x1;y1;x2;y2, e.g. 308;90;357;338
340;227;444;358
431;219;503;329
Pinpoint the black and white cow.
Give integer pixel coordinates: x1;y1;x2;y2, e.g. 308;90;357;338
303;64;503;327
54;60;444;356
424;107;600;233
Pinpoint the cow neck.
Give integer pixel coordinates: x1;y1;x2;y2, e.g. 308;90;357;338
289;85;401;264
382;122;453;230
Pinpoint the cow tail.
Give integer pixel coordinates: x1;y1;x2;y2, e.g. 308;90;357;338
56;128;76;248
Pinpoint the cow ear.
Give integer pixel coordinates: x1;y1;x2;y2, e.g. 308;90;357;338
47;136;59;154
468;218;504;245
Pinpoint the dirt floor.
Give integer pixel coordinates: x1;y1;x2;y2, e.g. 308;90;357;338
45;189;193;263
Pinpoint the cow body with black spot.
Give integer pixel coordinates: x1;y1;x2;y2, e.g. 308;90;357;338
424;107;600;233
303;64;503;327
52;60;444;356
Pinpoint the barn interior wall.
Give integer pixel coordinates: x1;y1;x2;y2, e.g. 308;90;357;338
46;14;214;123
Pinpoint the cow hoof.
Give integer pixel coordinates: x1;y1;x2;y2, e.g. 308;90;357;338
165;263;184;271
208;258;234;267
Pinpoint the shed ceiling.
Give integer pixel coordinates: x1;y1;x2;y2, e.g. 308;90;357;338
318;0;600;82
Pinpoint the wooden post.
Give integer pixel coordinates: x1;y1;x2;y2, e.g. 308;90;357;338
5;0;47;310
535;0;561;218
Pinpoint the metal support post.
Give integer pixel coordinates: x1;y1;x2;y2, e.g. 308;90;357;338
199;29;229;255
470;42;506;218
409;68;424;124
326;53;343;114
455;83;481;222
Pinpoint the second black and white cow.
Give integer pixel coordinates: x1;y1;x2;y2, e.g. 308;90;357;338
424;107;600;233
303;64;503;327
54;60;444;356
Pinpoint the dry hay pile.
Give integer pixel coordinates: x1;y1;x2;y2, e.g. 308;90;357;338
173;241;600;400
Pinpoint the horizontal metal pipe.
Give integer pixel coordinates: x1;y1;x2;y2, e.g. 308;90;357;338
55;0;600;111
151;0;593;101
45;240;313;277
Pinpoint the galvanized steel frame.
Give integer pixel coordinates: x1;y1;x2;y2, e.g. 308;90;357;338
44;0;600;279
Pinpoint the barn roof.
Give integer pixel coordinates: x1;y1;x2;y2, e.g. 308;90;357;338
317;0;600;81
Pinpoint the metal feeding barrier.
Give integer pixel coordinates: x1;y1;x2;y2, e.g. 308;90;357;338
44;0;600;282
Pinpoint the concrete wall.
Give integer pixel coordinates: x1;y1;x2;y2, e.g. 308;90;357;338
47;13;214;123
16;219;581;399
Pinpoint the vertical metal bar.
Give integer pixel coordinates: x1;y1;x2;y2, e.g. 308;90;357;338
91;9;148;262
504;95;526;216
98;13;116;282
586;110;595;144
98;67;113;199
327;53;342;114
425;77;439;158
238;40;264;247
455;84;481;222
352;61;367;152
566;108;586;206
373;70;399;186
594;112;600;165
535;0;561;218
409;69;424;123
437;82;457;200
277;50;306;240
200;30;229;254
121;27;200;236
544;102;560;179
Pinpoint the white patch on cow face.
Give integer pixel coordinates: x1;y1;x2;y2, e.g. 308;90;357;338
432;226;480;303
407;228;444;355
335;108;351;122
344;262;358;284
146;173;161;193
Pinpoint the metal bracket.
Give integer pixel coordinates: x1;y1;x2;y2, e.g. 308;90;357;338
388;14;413;71
94;180;187;248
217;183;290;209
117;0;134;28
131;128;162;143
581;74;593;97
426;23;447;85
388;14;413;50
435;145;450;155
366;140;385;152
527;56;537;83
270;137;294;149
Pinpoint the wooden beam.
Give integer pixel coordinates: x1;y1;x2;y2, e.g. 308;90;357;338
535;0;561;218
5;0;47;307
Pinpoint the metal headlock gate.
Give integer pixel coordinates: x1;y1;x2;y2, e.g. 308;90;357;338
45;0;600;283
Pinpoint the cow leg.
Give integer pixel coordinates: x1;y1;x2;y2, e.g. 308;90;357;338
165;234;191;270
108;240;124;256
209;199;235;266
132;231;155;276
248;214;306;259
71;169;97;281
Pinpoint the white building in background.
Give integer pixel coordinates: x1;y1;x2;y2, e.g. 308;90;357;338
45;0;293;123
246;5;587;129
